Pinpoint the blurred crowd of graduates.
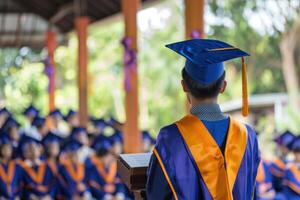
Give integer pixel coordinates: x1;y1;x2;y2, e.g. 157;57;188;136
256;131;300;200
0;105;155;200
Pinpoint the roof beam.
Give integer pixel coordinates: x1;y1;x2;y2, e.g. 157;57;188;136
50;2;73;24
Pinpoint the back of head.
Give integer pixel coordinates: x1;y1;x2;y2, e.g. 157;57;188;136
182;68;225;100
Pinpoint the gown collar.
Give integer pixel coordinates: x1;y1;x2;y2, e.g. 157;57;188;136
190;103;227;121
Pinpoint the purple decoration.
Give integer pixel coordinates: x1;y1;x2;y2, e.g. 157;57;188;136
190;29;201;39
44;56;54;92
121;37;137;92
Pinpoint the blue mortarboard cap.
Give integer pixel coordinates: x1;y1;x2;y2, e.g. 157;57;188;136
142;130;156;144
109;132;123;144
49;109;62;118
32;117;46;127
107;117;123;126
62;139;82;152
19;135;41;151
1;117;20;132
142;131;152;141
42;132;62;146
274;131;295;149
64;110;77;121
92;136;112;151
92;119;107;129
166;39;249;85
23;105;39;117
291;136;300;151
0;134;11;145
0;108;11;117
70;127;86;139
166;39;250;116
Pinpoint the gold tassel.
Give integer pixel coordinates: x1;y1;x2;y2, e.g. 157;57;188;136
242;57;249;117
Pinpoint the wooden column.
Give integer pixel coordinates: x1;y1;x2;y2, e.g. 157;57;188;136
46;31;56;112
75;17;89;127
185;0;205;112
122;0;141;153
185;0;205;39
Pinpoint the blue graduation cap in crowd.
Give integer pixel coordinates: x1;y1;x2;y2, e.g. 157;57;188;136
291;136;300;152
69;127;87;142
42;132;63;146
0;134;11;145
64;110;77;121
49;109;63;118
1;117;20;133
274;130;295;149
23;105;39;117
107;117;123;126
0;107;11;116
109;132;123;144
32;116;46;127
92;118;107;129
19;135;41;151
166;39;250;116
142;130;156;144
92;137;112;152
62;139;82;152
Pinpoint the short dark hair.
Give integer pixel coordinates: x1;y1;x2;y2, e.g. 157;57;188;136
182;68;225;99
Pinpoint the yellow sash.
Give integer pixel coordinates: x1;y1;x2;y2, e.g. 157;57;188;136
175;114;247;200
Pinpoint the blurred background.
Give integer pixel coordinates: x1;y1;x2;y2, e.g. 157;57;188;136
0;0;300;157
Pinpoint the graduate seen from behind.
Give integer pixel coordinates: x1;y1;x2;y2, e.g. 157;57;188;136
146;39;260;200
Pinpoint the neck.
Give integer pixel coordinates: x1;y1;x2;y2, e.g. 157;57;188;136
189;95;218;107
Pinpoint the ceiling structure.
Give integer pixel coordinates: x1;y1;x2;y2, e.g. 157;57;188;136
0;0;156;48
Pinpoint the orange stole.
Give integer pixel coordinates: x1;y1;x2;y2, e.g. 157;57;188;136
47;159;58;176
90;156;117;184
175;115;248;200
0;161;15;193
62;160;85;183
21;162;46;184
256;161;265;183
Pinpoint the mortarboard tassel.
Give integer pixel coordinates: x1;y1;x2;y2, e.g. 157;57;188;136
242;57;249;117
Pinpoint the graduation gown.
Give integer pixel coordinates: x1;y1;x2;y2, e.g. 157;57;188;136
269;157;286;193
0;161;22;199
58;160;89;199
256;160;275;200
20;160;56;199
283;162;300;199
86;156;127;199
147;114;260;200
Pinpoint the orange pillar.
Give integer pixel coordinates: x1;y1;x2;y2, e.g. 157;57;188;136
185;0;205;39
75;17;89;127
46;31;56;112
122;0;141;153
185;0;205;112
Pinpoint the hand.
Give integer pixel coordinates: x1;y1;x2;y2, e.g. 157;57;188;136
77;183;86;192
29;194;39;200
104;184;116;193
41;195;52;200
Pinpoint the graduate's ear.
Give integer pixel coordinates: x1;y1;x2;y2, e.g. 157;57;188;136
219;80;227;94
181;79;189;93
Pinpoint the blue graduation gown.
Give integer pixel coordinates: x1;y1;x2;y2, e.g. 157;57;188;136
256;160;276;200
269;157;286;193
20;161;56;199
58;160;89;199
146;115;260;200
0;161;22;199
85;156;128;199
283;162;300;199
